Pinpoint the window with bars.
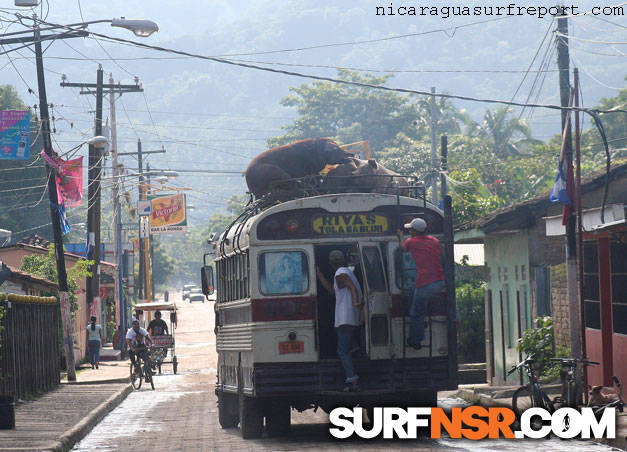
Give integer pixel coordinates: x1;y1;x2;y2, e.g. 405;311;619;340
216;252;250;303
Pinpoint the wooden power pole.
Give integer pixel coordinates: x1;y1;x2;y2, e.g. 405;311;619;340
556;13;581;360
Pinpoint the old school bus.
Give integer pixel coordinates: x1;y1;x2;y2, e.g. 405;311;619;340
202;189;457;438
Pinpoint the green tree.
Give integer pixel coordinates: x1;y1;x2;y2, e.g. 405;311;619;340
456;280;486;363
151;238;176;290
267;70;427;153
447;167;504;224
0;85;26;110
466;106;541;158
19;245;92;314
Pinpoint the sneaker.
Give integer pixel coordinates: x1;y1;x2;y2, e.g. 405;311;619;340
406;339;422;350
95;364;99;369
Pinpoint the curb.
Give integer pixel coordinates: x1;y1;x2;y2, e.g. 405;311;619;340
61;377;130;385
47;383;132;452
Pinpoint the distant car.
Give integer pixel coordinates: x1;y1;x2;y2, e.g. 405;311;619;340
182;284;197;300
189;293;205;303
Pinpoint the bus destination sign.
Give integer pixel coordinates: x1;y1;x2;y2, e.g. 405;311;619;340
312;214;388;235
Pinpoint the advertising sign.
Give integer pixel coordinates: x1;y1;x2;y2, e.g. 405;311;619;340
138;200;151;216
149;193;187;234
0;110;31;160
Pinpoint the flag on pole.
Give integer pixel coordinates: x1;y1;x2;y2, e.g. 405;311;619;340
550;91;575;225
40;150;84;206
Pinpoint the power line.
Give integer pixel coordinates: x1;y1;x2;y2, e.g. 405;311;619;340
23;15;625;115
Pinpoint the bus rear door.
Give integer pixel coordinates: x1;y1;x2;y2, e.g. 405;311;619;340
358;243;391;360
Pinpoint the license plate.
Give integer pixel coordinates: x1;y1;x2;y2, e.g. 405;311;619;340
278;341;304;354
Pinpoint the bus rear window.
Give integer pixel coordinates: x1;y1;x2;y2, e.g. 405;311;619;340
259;251;309;295
395;249;417;290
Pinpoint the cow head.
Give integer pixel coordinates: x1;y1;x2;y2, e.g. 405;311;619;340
320;138;353;164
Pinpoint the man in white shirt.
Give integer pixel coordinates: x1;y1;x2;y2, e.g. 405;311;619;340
126;319;153;374
316;249;364;391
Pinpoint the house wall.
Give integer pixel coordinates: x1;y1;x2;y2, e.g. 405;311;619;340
485;231;531;385
0;247;88;363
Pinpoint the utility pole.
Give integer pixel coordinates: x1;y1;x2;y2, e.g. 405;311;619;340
32;18;77;381
556;12;581;360
106;75;143;345
146;163;156;300
137;139;146;302
430;87;439;206
88;67;104;316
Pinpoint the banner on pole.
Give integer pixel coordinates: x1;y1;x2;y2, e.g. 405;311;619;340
0;110;31;160
149;193;187;234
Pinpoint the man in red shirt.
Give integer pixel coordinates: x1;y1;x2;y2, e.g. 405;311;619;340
397;218;445;349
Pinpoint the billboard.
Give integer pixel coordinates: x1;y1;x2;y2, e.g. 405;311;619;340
149;193;187;234
0;110;31;160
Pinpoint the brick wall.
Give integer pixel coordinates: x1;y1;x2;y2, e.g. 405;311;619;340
550;263;570;350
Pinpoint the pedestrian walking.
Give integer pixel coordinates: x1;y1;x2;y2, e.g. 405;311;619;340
397;218;445;350
85;316;104;369
164;290;169;302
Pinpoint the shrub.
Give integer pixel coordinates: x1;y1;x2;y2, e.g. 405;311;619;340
456;281;486;363
517;316;569;381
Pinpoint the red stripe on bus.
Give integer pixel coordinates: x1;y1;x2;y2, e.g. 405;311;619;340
251;297;315;322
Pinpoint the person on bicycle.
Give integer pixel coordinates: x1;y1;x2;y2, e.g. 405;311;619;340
126;319;153;375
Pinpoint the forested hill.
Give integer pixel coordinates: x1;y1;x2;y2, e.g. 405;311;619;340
0;0;624;226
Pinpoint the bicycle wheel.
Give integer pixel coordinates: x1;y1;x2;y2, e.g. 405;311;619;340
145;363;155;390
512;386;536;418
130;362;142;390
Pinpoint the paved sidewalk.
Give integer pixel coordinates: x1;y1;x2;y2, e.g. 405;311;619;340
1;361;132;452
456;385;627;450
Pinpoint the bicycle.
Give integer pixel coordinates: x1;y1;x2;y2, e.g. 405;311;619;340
551;357;599;409
509;355;555;421
129;346;155;390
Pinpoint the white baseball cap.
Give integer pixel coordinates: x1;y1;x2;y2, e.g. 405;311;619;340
404;218;427;232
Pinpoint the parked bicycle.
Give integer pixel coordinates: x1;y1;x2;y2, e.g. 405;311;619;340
130;347;155;390
551;357;599;409
509;355;555;420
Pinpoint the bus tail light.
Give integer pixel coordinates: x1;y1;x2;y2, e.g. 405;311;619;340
285;219;300;234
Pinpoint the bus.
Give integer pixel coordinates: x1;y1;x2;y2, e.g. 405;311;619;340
201;185;457;438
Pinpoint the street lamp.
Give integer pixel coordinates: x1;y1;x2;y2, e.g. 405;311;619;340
111;18;159;37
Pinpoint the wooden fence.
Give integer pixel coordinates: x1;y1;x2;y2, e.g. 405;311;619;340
0;295;60;399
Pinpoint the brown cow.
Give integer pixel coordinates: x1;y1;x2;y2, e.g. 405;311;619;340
245;138;352;198
324;158;410;194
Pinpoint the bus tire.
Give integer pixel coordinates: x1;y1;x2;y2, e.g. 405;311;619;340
218;391;239;429
265;401;291;436
239;395;263;439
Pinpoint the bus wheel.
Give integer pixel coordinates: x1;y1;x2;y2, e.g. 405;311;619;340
218;391;239;429
265;401;291;436
239;395;263;439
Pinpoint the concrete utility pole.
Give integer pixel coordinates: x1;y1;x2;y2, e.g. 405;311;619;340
556;13;581;360
146;163;156;299
137;139;145;302
430;87;438;206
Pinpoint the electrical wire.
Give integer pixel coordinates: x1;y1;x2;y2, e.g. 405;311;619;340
21;15;625;115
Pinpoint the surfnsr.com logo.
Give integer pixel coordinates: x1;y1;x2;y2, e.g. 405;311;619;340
329;406;617;439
